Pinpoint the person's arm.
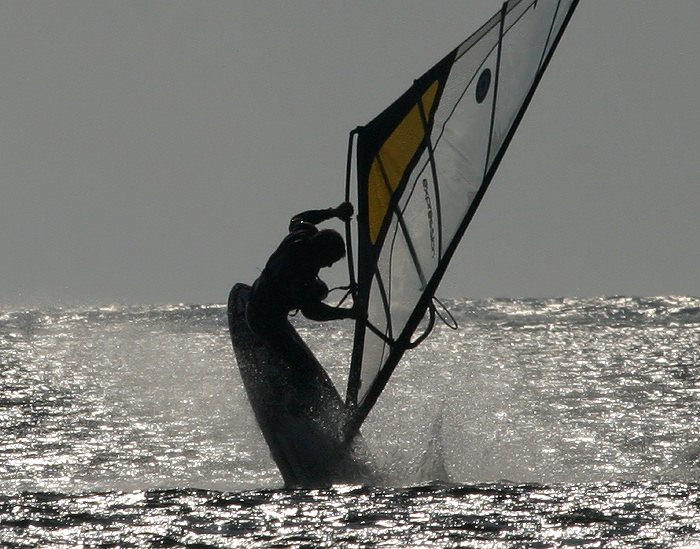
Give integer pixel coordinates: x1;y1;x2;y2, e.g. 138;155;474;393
289;202;354;231
300;299;355;322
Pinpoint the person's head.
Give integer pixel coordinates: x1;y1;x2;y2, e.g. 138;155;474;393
310;229;346;268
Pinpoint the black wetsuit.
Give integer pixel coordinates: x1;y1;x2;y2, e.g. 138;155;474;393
246;211;351;372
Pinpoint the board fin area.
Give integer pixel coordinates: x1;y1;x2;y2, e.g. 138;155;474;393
227;283;373;487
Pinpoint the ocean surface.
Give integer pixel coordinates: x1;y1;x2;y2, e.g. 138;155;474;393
1;295;699;547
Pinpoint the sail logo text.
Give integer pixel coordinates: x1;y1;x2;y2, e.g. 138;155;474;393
422;179;436;258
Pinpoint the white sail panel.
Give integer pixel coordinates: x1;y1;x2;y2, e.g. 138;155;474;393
489;0;575;167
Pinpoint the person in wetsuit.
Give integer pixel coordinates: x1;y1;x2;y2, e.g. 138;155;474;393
246;202;357;372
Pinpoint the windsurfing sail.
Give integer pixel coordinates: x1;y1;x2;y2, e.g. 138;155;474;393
343;0;579;439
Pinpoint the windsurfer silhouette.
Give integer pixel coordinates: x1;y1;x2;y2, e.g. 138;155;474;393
245;202;357;373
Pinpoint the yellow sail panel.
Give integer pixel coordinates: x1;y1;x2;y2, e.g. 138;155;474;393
367;81;439;243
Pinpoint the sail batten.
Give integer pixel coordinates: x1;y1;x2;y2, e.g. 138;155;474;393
344;0;579;437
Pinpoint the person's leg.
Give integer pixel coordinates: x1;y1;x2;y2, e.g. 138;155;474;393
247;306;316;370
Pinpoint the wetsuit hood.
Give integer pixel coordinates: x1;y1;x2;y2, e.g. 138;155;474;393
311;229;345;268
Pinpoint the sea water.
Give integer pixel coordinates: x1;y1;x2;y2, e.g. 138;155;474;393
1;296;699;547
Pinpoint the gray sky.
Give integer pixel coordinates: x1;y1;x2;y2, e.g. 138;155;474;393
1;1;698;306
